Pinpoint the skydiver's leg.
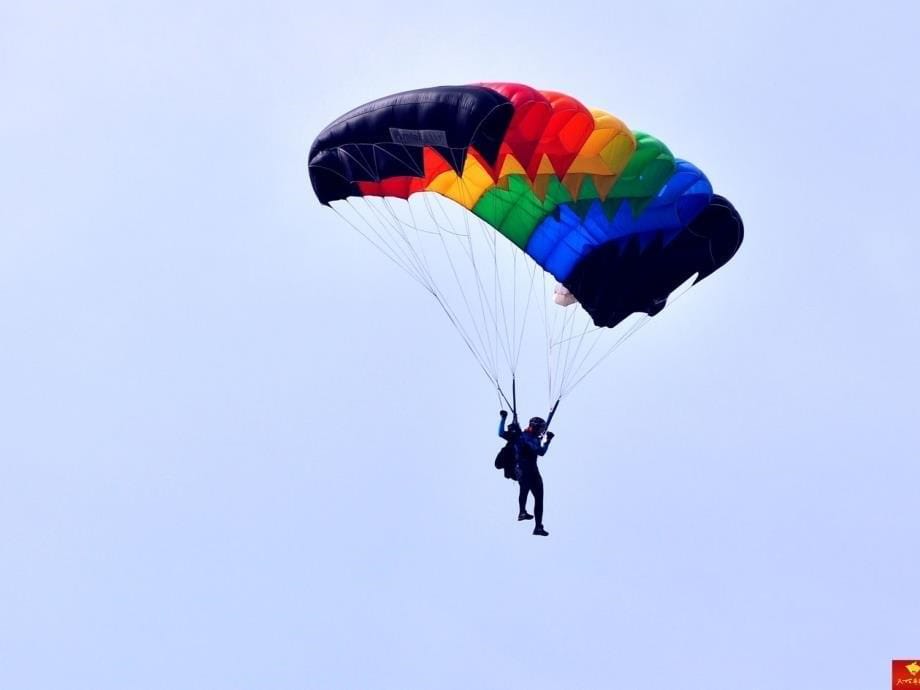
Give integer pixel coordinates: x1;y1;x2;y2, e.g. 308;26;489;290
516;467;533;520
517;479;533;519
531;471;544;529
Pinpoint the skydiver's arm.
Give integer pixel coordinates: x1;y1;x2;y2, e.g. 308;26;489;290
537;433;554;456
498;414;508;439
520;434;548;456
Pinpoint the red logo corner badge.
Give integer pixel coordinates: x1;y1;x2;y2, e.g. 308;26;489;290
893;660;920;687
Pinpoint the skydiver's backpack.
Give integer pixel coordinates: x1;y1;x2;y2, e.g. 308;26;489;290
494;441;517;480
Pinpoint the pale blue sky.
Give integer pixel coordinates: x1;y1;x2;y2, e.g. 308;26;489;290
2;1;918;688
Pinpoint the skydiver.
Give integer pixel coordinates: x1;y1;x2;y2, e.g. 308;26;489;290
499;411;554;536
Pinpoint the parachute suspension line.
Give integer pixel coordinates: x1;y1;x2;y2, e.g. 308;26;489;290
365;197;436;290
547;299;564;399
430;294;508;391
469;201;539;379
360;194;502;390
542;272;551;406
558;323;611;399
343;189;691;408
337;196;513;394
455;186;522;385
390;197;442;297
472;189;516;378
541;271;557;406
550;297;579;400
544;397;561;433
558;271;702;398
512;238;518;375
555;309;594;400
346;198;482;365
513;260;539;374
550;283;569;399
367;197;454;309
490;210;500;386
473;200;513;377
560;314;650;398
380;196;474;349
460;189;514;376
552;324;604;347
484;194;527;400
559;304;584;398
376;198;480;359
333;202;425;286
482;197;515;376
422;194;502;381
354;197;433;285
496;381;514;413
492;216;516;378
420;193;493;373
554;305;578;398
431;191;505;379
354;198;441;294
389;139;426;179
453;186;508;376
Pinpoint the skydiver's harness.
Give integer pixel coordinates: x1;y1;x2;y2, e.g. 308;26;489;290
500;378;561;435
494;378;559;479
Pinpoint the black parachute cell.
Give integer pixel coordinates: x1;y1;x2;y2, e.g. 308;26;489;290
562;195;744;328
308;86;514;205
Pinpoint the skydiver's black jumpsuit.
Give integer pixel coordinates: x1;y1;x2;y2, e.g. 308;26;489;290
499;416;552;528
514;431;551;529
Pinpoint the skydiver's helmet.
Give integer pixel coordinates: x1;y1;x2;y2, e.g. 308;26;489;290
528;417;547;433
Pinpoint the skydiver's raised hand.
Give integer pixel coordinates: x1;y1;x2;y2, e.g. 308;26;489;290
545;432;555;441
500;410;508;418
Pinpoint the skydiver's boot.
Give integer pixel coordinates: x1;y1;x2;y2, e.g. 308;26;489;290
533;526;549;536
518;512;534;521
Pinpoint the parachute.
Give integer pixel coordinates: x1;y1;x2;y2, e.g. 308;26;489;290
308;83;743;415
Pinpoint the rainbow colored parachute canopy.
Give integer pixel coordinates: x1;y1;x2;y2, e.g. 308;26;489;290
309;83;743;329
